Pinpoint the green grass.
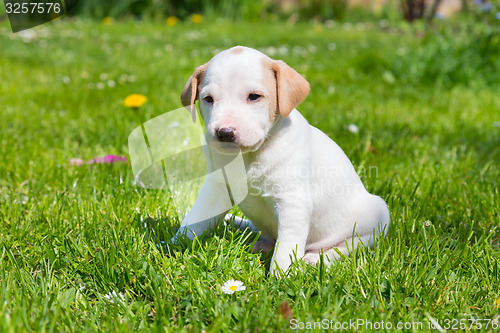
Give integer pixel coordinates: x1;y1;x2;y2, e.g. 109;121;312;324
1;17;499;332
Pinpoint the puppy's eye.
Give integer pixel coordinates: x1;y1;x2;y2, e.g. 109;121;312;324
248;93;262;101
203;96;214;104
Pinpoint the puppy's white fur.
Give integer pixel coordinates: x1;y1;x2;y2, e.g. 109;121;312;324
176;46;390;274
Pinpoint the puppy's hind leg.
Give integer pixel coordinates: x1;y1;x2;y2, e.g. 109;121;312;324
224;214;275;254
302;233;375;266
250;239;275;254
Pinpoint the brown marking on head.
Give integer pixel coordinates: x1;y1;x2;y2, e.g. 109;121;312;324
230;46;245;54
180;62;210;123
263;59;310;119
261;58;278;122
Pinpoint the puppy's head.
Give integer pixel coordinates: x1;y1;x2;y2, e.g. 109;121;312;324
181;46;309;153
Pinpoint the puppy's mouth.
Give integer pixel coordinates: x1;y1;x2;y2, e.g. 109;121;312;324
239;139;264;153
207;140;241;155
207;133;264;154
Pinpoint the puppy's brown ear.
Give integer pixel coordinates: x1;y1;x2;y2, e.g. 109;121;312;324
272;60;310;118
180;63;209;123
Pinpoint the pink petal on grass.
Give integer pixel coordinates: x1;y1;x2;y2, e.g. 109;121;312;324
88;155;127;164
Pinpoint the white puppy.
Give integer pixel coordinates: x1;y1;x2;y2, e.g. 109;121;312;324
175;46;390;274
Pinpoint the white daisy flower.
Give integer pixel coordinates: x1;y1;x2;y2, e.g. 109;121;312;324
221;280;246;294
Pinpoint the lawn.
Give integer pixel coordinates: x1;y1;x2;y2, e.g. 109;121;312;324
0;16;499;332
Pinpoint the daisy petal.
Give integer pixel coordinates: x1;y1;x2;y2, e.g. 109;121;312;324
221;279;246;294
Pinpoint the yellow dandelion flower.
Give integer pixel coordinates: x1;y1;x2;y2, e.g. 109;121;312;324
102;17;114;25
191;14;203;24
166;16;179;27
496;298;500;308
314;24;324;33
124;94;148;108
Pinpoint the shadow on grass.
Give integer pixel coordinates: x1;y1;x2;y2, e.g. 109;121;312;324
136;214;274;270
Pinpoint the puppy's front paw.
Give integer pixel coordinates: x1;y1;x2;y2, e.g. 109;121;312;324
169;235;180;245
302;253;321;266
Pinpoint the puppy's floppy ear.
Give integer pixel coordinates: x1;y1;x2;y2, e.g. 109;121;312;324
271;60;310;118
181;63;209;123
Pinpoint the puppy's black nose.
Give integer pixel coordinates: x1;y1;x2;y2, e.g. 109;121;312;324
216;127;236;142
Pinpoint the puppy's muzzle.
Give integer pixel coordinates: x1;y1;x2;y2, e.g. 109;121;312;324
216;127;236;142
